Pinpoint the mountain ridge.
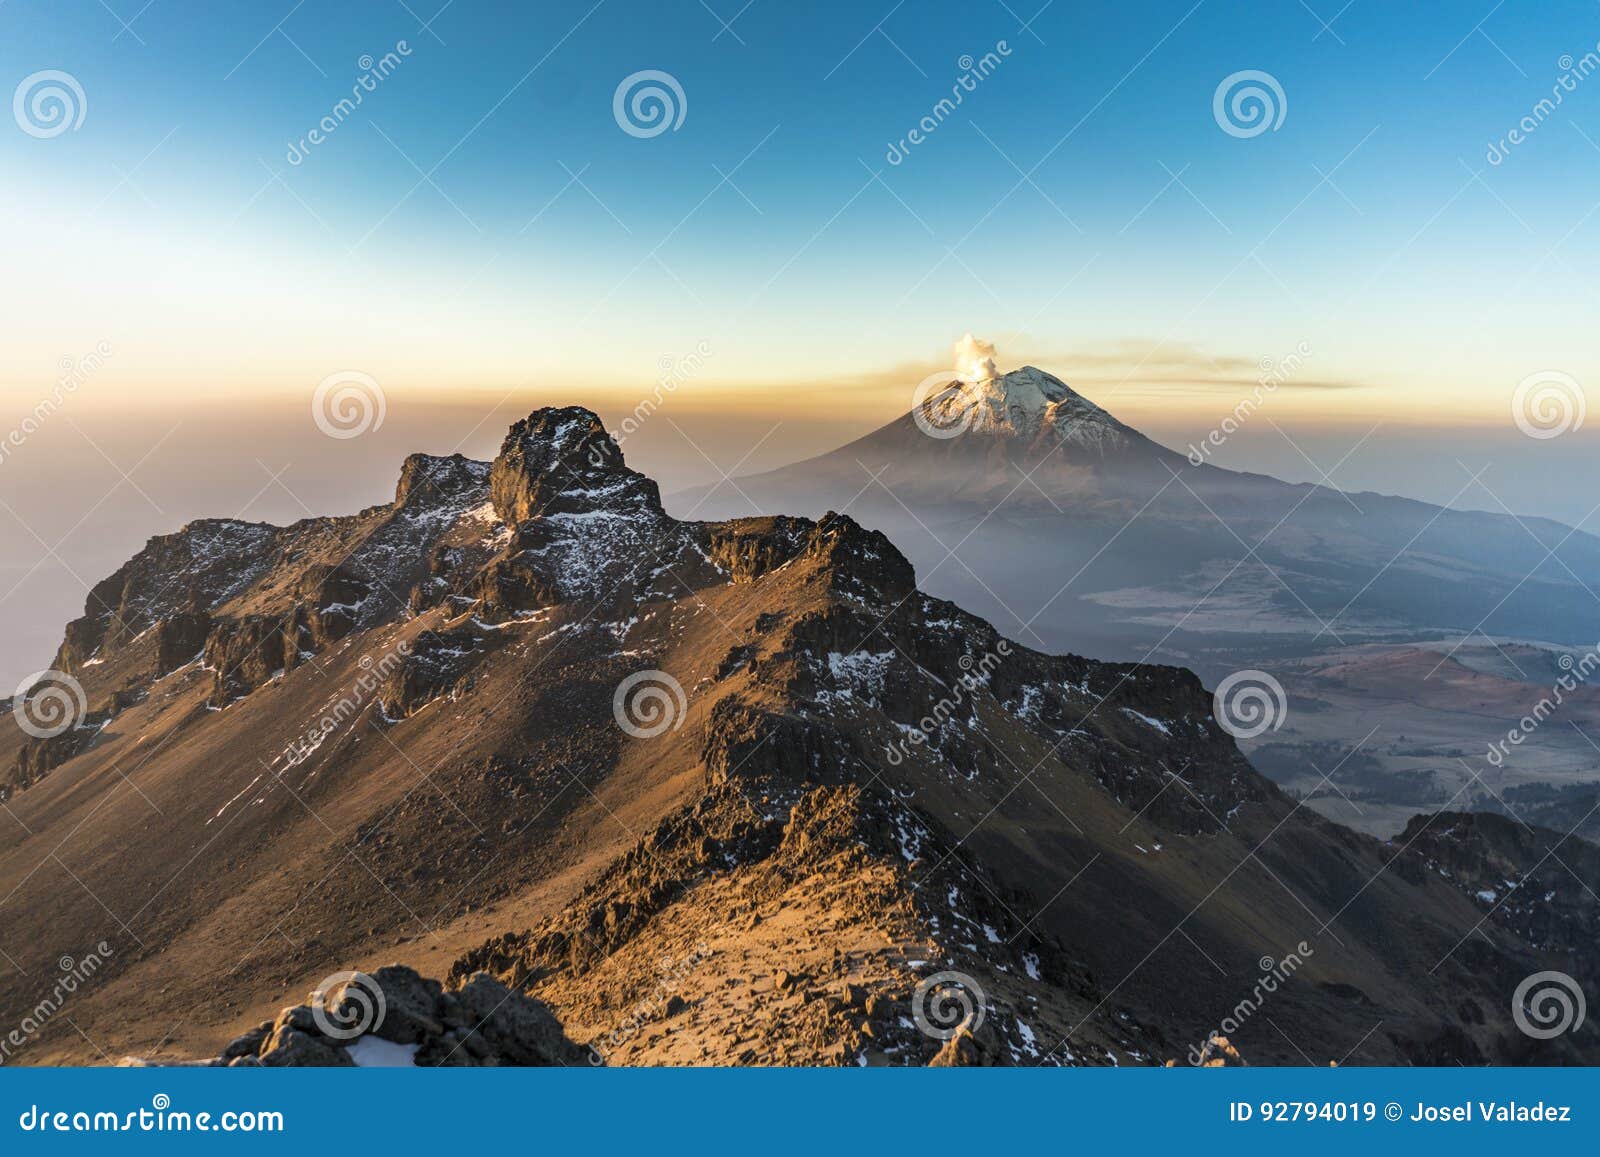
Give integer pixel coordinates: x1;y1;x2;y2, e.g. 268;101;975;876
2;404;1595;1067
672;364;1600;825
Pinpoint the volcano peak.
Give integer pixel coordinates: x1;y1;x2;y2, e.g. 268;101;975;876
932;365;1135;454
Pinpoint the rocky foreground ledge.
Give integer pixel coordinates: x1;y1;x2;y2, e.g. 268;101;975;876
141;966;592;1067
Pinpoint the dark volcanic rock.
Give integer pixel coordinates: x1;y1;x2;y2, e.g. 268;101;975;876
1401;811;1600;993
11;718;105;788
394;452;487;509
220;965;589;1067
490;407;662;525
705;516;813;582
20;402;1600;1071
378;628;486;717
153;611;212;675
203;610;309;706
55;520;277;673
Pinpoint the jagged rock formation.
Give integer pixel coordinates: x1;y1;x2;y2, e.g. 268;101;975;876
2;406;1597;1067
449;781;1135;1066
6;452;494;791
143;965;587;1067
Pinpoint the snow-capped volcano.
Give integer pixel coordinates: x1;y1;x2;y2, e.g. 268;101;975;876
675;361;1182;523
928;365;1137;454
11;403;1595;1068
674;353;1600;672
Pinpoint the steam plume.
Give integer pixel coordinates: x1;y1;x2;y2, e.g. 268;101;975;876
953;334;998;382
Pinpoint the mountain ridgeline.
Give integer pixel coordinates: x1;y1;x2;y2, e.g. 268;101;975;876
672;366;1600;846
1;403;1595;1067
678;366;1600;658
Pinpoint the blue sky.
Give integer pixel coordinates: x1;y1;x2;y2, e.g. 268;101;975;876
4;0;1597;405
3;0;1600;683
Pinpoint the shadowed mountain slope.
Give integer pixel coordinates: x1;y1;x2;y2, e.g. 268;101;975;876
2;407;1595;1066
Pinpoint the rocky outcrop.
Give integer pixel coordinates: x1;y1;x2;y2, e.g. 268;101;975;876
471;524;577;615
54;520;277;673
393;452;488;509
928;1022;1005;1066
449;779;1113;1067
701;697;862;790
1399;811;1600;992
489;407;662;525
153;611;211;675
203;610;310;706
217;965;590;1067
463;408;689;619
10;716;107;789
799;513;917;601
377;627;486;717
700;513;915;601
1165;1032;1247;1067
705;516;812;582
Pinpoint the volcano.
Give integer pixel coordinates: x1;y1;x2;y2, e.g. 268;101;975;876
674;365;1600;838
681;364;1600;654
2;406;1595;1067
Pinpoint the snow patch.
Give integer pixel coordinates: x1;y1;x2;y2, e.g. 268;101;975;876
345;1036;420;1067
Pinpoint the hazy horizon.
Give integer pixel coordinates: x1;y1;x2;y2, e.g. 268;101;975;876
5;367;1599;688
8;0;1600;1089
6;0;1600;686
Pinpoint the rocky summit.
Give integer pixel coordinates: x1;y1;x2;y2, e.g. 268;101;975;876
2;407;1596;1067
